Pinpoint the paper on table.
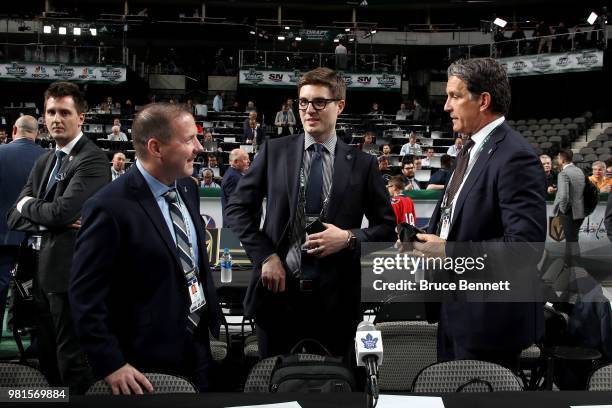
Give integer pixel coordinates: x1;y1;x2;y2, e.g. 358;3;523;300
378;394;445;408
226;402;302;408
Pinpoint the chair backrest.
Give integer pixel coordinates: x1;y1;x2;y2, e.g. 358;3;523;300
375;321;438;391
527;119;538;126
584;153;598;162
539;124;551;131
86;373;197;394
0;363;49;387
560;118;572;125
244;353;326;392
588;364;612;391
537;118;549;125
412;360;523;392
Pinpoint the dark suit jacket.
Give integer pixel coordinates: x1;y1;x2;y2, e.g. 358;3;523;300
69;166;222;380
426;121;546;352
221;167;242;228
225;133;396;331
7;135;110;293
243;126;265;145
0;139;45;246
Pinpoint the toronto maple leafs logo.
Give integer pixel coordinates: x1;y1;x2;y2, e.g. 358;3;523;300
360;333;378;350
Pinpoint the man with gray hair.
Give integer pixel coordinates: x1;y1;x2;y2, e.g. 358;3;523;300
414;58;546;370
0;115;45;334
108;125;128;142
221;148;250;228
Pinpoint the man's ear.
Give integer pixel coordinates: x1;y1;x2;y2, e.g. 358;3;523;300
479;92;492;112
337;99;346;115
147;138;163;158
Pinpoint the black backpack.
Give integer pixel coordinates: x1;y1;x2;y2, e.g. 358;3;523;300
268;339;356;393
583;173;599;217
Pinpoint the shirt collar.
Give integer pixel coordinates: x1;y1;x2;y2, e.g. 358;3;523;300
304;131;337;156
470;116;505;147
57;131;83;155
136;160;176;198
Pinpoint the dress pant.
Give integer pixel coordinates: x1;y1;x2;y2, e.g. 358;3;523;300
0;248;17;335
558;210;584;266
33;283;94;394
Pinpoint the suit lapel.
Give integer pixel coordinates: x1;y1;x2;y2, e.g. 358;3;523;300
325;140;354;222
285;134;304;222
451;123;507;225
130;167;182;270
178;179;207;263
37;151;56;198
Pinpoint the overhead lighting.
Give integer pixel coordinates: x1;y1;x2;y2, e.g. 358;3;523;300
43;25;52;34
345;28;351;32
284;26;290;30
587;12;598;25
349;38;355;42
370;29;377;34
90;28;97;36
333;38;340;43
277;35;285;41
525;20;530;23
73;27;81;35
360;0;368;6
295;36;302;41
58;26;67;35
258;33;263;37
249;30;256;35
493;18;508;28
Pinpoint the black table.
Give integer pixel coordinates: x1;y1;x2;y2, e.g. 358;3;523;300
7;391;612;408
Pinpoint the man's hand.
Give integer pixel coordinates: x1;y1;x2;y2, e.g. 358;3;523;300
261;254;286;293
547;186;557;194
304;223;349;258
67;219;81;229
414;233;447;259
104;363;154;395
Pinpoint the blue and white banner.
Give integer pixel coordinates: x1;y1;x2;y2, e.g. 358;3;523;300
0;62;126;83
499;50;603;77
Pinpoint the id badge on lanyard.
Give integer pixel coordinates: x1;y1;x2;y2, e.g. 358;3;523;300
438;206;452;240
186;270;206;313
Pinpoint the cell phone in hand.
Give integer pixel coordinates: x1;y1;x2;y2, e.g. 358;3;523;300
305;219;326;235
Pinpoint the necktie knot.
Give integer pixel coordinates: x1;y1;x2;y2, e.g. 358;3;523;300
163;188;179;203
461;138;475;156
55;150;67;161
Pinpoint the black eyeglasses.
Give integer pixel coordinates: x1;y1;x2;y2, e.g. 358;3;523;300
298;98;341;111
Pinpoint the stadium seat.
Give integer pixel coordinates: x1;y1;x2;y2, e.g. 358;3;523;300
506;120;516;126
539;142;553;154
528;124;540;132
560;118;572;125
537;118;549;125
375;321;438;391
0;363;49;387
552;124;565;131
579;147;595;155
526;136;536;143
522;130;533;138
516;119;526;126
558;129;570;145
604;127;612;136
536;136;548;143
539;124;551;131
595;147;610;155
517;125;528;132
599;154;611;162
549;136;562;146
534;130;545;138
587;140;601;149
411;360;523;392
550;118;563;125
545;130;557;138
588;364;612;391
603;141;612;149
595;133;609;142
527;119;538;126
584;153;598;162
573;153;584;162
87;373;197;394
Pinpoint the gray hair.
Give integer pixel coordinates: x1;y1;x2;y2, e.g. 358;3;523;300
14;115;38;135
592;160;605;169
447;58;511;115
539;154;552;162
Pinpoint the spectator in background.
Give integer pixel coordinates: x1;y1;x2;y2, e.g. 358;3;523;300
401;161;420;191
201;169;220;189
108;125;128;142
400;132;422;156
573;26;586;50
286;98;297;120
334;41;348;70
378;156;392;183
447;136;463;157
113;118;129;138
493;27;507;57
412;99;424;121
221;148;250;228
534;21;553;54
589;160;612;193
185;99;195;115
213;91;224;112
123;99;134;116
387;175;417;225
427;154;453;190
228;101;240;111
360;131;377;153
540;154;558;194
0;115;44;335
554;21;570;52
396;102;412;120
511;25;526;55
207;154;219;169
245;101;257;113
110;152;126;181
422;147;435;167
0;129;7;144
380;144;392;159
369;102;382;115
245;115;265;146
274;103;297;136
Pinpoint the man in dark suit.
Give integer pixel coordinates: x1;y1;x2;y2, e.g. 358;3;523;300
221;148;250;228
415;58;546;370
7;82;110;392
226;68;396;359
0;115;44;333
70;103;222;394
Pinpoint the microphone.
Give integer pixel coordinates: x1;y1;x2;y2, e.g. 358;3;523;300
355;321;383;407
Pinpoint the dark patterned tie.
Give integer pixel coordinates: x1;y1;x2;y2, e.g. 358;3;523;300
305;143;324;215
163;188;204;333
444;138;475;206
45;150;67;196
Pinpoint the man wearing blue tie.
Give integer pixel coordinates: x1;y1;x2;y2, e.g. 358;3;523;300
70;103;222;394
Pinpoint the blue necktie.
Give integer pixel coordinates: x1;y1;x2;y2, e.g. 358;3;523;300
45;150;67;196
305;143;324;215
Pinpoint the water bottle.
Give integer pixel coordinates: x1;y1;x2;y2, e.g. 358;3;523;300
220;248;232;283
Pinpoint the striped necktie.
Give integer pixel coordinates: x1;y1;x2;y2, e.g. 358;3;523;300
163;188;205;333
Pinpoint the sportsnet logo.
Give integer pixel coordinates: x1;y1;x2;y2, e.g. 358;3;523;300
268;73;284;82
360;333;379;350
512;60;527;71
357;76;372;86
53;64;75;80
556;56;570;67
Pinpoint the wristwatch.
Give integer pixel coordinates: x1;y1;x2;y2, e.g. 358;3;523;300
346;230;357;250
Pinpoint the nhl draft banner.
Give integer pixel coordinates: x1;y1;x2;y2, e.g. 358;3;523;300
499;50;603;77
0;62;127;83
239;68;400;91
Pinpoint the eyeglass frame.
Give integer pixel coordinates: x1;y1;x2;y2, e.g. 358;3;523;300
297;98;342;111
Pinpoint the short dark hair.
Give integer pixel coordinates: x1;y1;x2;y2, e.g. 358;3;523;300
558;148;573;163
132;103;192;158
447;58;511;115
44;82;87;114
388;175;406;190
298;67;346;100
440;154;453;169
402;154;415;165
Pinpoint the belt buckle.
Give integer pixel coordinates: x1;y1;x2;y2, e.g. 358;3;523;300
299;279;314;293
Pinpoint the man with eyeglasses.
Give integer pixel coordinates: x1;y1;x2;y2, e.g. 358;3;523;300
401;162;421;191
226;67;395;360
